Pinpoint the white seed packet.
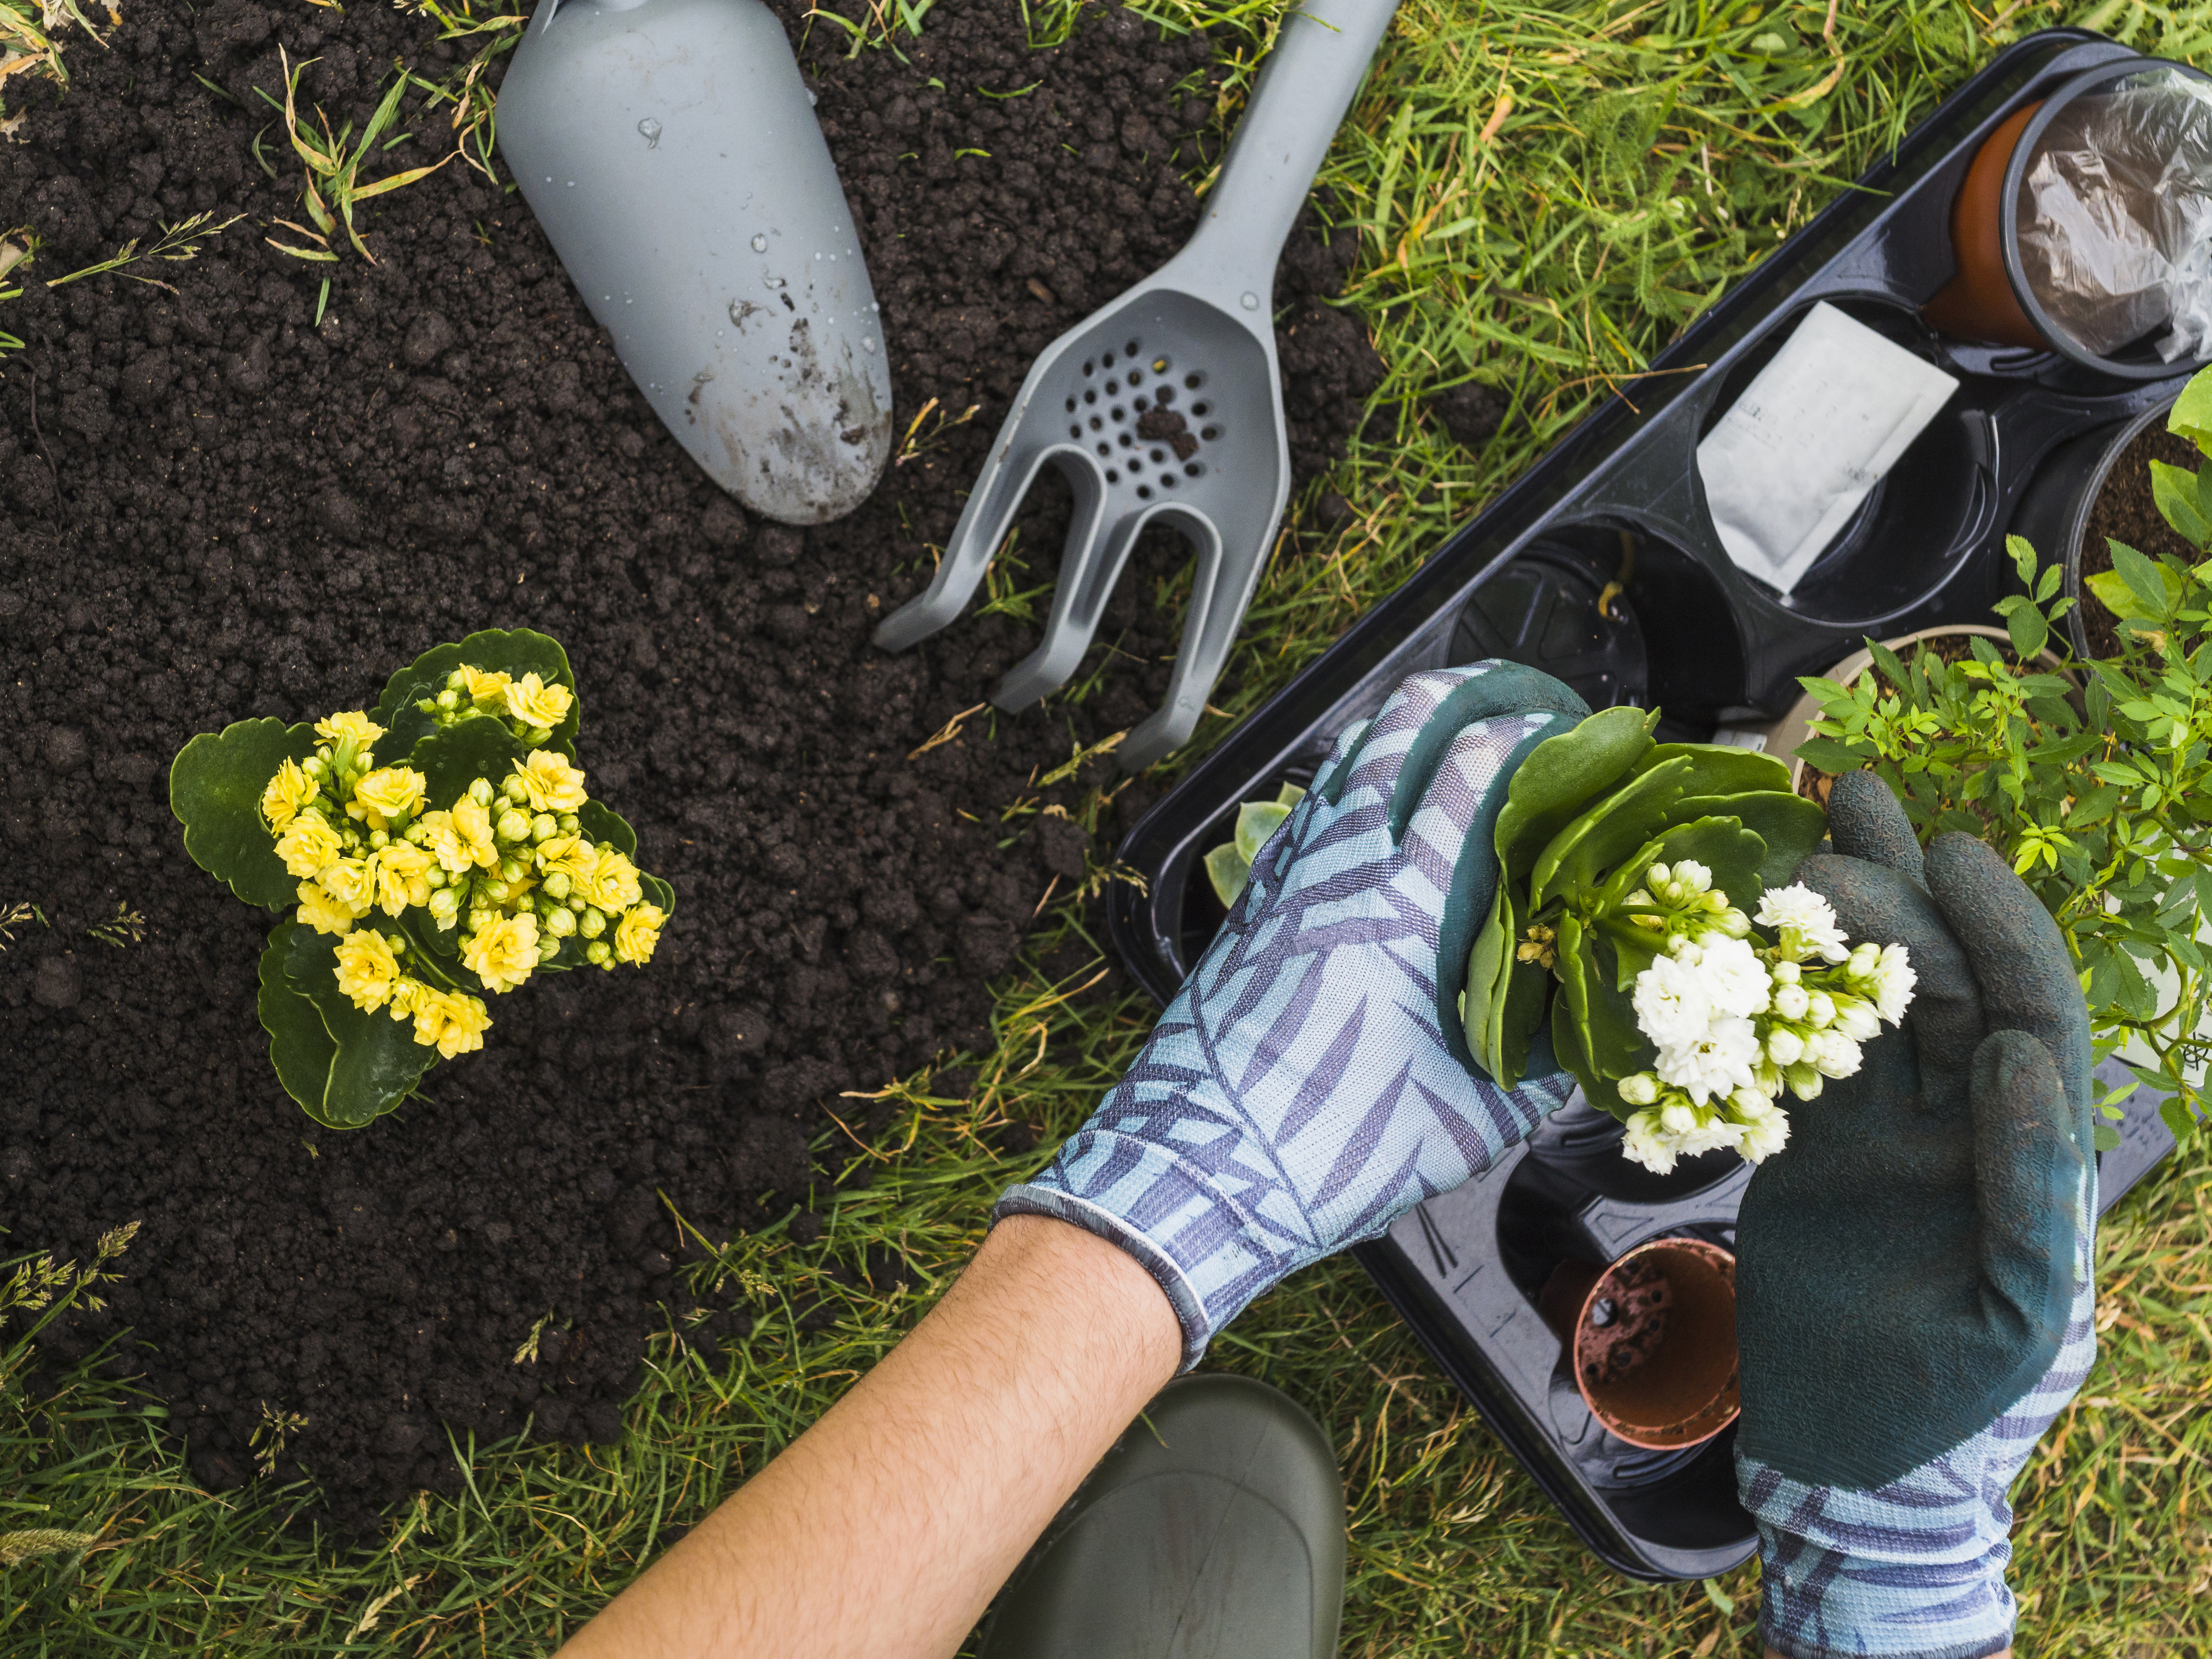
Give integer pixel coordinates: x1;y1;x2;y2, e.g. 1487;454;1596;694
1696;302;1959;594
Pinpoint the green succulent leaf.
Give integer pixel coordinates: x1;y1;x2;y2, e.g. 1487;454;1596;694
259;923;339;1112
412;717;531;814
1528;755;1695;911
391;904;481;990
1494;705;1659;878
1632;742;1792;797
579;799;638;857
373;628;581;760
1662;791;1826;890
1463;883;1516;1082
1204;844;1251;908
279;924;434;1128
1234;800;1293;865
1550;917;1636;1121
170;718;319;910
1498;947;1550;1087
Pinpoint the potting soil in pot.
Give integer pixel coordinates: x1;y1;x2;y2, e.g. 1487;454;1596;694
0;0;1376;1524
2078;417;2201;657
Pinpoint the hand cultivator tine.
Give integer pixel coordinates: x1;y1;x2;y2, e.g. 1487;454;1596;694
992;496;1168;713
1119;511;1275;773
874;408;1068;653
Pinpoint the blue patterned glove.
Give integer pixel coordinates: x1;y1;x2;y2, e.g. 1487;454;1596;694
997;662;1591;1368
1736;777;2097;1659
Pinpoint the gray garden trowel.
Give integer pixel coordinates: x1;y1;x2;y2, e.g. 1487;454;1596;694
498;0;893;525
873;0;1401;770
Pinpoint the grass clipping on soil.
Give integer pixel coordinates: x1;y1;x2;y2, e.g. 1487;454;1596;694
6;1;2212;1657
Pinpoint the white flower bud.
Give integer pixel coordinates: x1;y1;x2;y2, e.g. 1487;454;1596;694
1806;991;1836;1029
1772;960;1802;985
1774;983;1810;1021
1785;1062;1824;1101
1714;906;1752;937
1848;941;1881;978
1810;1031;1863;1079
1618;1072;1661;1106
1833;998;1882;1042
1648;863;1672;888
1765;1027;1805;1066
1661;1101;1698;1134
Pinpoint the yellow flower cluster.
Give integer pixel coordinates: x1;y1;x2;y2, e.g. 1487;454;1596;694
262;687;666;1071
418;661;577;742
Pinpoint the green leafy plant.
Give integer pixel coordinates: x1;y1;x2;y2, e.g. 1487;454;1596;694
1202;782;1306;905
1798;365;2212;1153
169;629;675;1130
1464;708;1860;1171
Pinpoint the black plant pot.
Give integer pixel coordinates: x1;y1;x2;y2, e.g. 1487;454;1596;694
2009;398;2176;657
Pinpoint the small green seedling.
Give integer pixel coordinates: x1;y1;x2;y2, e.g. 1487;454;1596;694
1203;782;1307;906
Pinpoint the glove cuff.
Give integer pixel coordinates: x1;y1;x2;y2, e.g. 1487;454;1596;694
1740;1455;2015;1659
995;1130;1288;1371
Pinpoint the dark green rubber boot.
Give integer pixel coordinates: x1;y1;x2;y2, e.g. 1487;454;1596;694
981;1373;1345;1659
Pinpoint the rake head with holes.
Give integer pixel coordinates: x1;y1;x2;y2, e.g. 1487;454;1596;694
871;0;1403;772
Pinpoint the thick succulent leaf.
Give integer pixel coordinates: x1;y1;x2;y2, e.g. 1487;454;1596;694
1493;706;1658;879
412;718;530;816
1498;951;1550;1087
374;628;580;759
1528;755;1694;911
1633;741;1791;796
1234;800;1292;865
170;719;318;909
1274;782;1307;810
1577;926;1649;1081
579;799;638;857
1204;843;1251;908
1590;816;1769;920
259;923;338;1115
1463;884;1515;1083
281;925;433;1128
1662;790;1827;890
1599;915;1665;991
1553;917;1628;1121
391;904;483;991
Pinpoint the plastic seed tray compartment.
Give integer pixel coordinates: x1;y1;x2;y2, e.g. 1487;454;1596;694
1106;28;2184;1581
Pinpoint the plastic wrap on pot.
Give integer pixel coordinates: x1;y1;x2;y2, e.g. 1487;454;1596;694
2016;65;2212;362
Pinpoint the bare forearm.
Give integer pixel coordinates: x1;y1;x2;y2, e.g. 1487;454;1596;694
558;1215;1181;1659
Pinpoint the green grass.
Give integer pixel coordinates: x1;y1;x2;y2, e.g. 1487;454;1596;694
8;0;2212;1652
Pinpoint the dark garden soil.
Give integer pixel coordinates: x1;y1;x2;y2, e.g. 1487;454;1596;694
2078;416;2200;658
0;0;1381;1525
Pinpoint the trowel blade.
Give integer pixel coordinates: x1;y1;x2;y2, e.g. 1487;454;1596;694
498;0;893;525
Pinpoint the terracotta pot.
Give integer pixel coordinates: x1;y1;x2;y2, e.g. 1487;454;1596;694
1923;59;2212;378
1921;101;2045;351
1537;1238;1740;1451
1762;624;2071;794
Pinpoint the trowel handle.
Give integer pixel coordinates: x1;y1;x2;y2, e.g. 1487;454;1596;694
1175;0;1401;306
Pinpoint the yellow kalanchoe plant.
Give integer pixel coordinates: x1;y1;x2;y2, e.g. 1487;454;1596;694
170;629;674;1129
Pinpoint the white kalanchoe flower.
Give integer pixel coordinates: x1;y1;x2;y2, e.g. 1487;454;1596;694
1807;1029;1863;1080
1755;882;1851;963
1772;981;1811;1022
1867;942;1917;1025
1688;933;1772;1019
1623;1109;1676;1175
1734;1104;1791;1162
1655;1015;1762;1106
1772;959;1802;986
1765;1026;1806;1066
1832;996;1883;1043
1785;1061;1825;1100
1805;990;1837;1029
1633;953;1714;1050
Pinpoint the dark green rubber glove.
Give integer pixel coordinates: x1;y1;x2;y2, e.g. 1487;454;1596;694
1734;771;2096;1659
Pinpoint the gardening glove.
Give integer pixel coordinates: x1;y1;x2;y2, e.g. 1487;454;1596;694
1735;771;2097;1659
998;661;1592;1368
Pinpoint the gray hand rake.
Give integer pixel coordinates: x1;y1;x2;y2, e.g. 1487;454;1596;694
873;0;1402;771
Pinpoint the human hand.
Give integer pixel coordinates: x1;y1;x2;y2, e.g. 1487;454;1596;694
998;661;1592;1367
1735;772;2096;1659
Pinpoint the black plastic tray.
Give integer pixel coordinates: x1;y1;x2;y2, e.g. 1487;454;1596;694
1106;28;2185;1582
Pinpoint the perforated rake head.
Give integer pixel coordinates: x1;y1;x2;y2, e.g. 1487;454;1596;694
871;0;1404;772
